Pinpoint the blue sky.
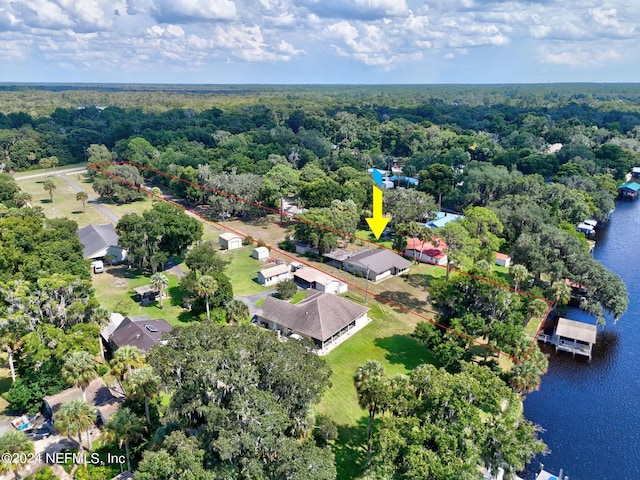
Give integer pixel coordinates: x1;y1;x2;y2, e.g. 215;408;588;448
1;0;639;84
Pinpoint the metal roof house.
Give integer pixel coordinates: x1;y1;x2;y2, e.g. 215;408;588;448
405;237;448;266
77;224;127;263
255;291;369;354
424;211;464;229
293;266;348;294
257;263;291;286
342;248;411;282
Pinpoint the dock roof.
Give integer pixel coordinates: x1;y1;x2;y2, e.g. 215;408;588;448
618;181;640;192
556;317;597;344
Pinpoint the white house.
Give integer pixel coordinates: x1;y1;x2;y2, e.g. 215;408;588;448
257;263;291;286
77;224;128;263
495;252;512;267
405;237;448;266
293;267;348;294
252;246;269;260
255;291;369;353
219;232;242;250
342;248;411;282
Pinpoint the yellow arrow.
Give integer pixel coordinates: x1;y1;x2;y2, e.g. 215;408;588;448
366;185;390;240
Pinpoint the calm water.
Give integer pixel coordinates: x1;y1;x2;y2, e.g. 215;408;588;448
524;200;640;480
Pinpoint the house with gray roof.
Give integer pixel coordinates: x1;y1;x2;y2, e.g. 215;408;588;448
255;291;369;353
77;224;127;263
108;315;173;352
343;248;411;282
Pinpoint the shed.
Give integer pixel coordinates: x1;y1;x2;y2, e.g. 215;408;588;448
495;252;511;267
257;263;291;286
632;166;640;178
219;232;242;250
252;246;269;260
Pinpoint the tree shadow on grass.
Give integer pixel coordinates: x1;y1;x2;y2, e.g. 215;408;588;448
377;290;433;315
374;334;435;371
107;265;144;280
333;418;368;480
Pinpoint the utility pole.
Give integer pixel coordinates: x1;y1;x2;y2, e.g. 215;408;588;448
364;265;370;304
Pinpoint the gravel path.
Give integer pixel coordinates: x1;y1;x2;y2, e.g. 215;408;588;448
236;289;276;317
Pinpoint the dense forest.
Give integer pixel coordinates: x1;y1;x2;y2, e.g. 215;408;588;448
0;84;636;479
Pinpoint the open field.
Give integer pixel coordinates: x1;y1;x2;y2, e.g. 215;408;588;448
222;246;276;296
16;174;115;227
91;265;195;325
317;293;435;479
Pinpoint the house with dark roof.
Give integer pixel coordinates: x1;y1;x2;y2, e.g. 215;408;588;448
255;291;369;353
108;316;173;352
42;377;123;427
77;224;127;263
405;237;448;266
343;248;411;282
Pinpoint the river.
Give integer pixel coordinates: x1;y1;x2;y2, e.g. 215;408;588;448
523;199;640;480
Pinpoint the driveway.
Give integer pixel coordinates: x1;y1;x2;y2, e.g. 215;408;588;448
61;173;120;223
236;289;276;317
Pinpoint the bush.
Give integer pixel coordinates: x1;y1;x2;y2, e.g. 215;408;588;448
4;360;67;414
313;414;338;446
275;279;298;300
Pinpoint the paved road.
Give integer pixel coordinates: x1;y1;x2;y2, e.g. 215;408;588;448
60;173;120;223
236;289;276;317
14;166;87;181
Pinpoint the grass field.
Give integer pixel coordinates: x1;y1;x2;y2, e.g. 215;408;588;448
317;292;435;479
91;265;196;325
13;161;87;179
223;247;274;296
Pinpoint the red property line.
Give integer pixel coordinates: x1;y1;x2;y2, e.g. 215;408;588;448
89;161;552;363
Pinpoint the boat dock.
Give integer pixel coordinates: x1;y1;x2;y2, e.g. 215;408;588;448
536;465;568;480
537;317;597;360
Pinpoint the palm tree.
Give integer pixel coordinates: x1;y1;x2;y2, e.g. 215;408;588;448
62;351;98;403
14;192;32;208
125;365;160;426
39;157;52;175
110;345;145;392
76;191;89;212
43;178;56;202
53;399;96;462
149;273;169;309
49;156;59;175
194;273;217;322
527;298;550;322
353;360;390;460
550;280;571;307
0;329;22;383
510;344;549;393
510;264;530;292
103;407;146;472
0;430;34;480
225;299;250;324
91;307;110;362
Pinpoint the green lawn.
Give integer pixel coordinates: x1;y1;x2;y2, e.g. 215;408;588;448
223;247;274;296
92;265;196;325
318;294;435;479
354;229;393;249
0;353;12;413
16;175;115;227
290;290;308;304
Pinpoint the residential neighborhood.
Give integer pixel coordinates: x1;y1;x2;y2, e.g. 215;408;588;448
0;83;635;480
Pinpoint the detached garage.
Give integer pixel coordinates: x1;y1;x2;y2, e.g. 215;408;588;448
219;232;242;250
252;246;269;260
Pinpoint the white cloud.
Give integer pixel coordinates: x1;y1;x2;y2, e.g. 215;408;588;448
543;46;622;68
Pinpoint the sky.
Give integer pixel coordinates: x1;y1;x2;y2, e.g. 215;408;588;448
1;0;639;84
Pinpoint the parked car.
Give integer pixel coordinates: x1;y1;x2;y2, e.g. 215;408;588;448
24;426;52;441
